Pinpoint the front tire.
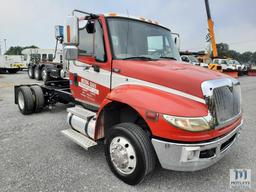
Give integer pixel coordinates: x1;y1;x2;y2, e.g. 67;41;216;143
105;123;156;185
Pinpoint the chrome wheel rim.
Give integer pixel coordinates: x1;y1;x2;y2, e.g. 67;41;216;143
18;92;25;110
35;69;38;79
28;68;33;77
110;136;136;175
42;69;47;81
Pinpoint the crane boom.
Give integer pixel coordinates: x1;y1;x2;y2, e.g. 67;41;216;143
205;0;218;58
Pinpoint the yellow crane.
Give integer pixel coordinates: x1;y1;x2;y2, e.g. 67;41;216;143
204;0;222;71
205;0;218;58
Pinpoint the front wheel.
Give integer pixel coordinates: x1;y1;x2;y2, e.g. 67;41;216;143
105;123;156;185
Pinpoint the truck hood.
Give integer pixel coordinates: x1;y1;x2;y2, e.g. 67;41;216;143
113;60;228;98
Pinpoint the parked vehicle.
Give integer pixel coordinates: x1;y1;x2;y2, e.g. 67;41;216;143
181;55;208;68
14;10;243;185
229;59;248;75
22;48;63;81
213;59;236;70
0;55;26;73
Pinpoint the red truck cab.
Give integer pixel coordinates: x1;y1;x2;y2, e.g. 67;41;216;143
15;10;242;185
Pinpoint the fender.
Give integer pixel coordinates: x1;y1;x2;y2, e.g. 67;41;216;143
95;84;219;142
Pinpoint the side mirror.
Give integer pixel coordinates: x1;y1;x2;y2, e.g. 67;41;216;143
64;45;78;61
172;33;180;51
64;16;79;45
86;21;95;34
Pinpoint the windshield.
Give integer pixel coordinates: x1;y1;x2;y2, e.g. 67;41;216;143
188;56;198;63
229;60;240;65
107;17;180;60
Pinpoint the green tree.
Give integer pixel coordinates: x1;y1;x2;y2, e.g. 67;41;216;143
217;43;229;58
5;45;38;55
239;51;253;63
216;42;256;64
250;52;256;64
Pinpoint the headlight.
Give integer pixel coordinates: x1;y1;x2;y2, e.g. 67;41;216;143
163;115;211;132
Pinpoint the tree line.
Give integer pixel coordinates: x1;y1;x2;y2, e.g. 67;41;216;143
4;45;38;55
4;43;256;64
217;43;256;64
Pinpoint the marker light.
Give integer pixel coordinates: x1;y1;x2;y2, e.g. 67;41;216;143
67;25;71;43
108;13;117;16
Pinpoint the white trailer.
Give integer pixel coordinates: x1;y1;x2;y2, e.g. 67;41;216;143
0;55;26;73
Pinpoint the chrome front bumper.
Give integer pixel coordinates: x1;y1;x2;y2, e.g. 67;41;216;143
152;120;243;171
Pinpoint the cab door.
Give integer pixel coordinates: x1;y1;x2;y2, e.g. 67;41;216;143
69;18;111;108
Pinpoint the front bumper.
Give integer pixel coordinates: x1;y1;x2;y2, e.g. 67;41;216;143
10;63;26;69
152;120;243;171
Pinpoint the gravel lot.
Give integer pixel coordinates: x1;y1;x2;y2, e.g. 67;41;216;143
0;71;255;192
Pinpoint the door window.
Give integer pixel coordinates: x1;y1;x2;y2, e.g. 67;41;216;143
79;20;106;62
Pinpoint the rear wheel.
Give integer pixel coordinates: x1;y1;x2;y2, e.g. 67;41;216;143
105;123;156;185
30;85;45;112
41;67;50;82
28;66;35;79
7;69;18;74
17;86;35;115
34;66;42;80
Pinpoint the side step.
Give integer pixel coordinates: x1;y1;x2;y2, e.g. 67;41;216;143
61;129;97;150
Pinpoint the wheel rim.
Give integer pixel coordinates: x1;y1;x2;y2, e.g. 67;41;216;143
42;69;47;81
29;68;32;76
18;91;25;110
110;136;137;175
35;69;38;79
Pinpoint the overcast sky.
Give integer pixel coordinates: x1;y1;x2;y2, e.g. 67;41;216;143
0;0;255;53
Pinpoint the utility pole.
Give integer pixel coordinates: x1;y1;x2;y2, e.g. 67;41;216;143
4;39;7;54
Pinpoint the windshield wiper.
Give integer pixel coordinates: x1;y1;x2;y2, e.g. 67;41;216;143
159;56;177;60
122;56;156;61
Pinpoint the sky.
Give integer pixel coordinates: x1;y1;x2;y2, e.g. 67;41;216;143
0;0;255;54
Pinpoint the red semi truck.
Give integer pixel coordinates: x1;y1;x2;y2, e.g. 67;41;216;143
15;10;243;185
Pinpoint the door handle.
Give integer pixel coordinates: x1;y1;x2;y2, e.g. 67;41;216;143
112;68;120;73
92;65;100;72
83;66;90;71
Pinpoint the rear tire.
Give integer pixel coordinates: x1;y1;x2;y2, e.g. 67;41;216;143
105;123;156;185
28;65;35;79
30;85;45;112
41;67;50;82
34;66;42;80
17;86;35;115
7;69;18;74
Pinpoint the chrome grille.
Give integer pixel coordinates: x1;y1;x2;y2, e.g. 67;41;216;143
212;85;241;124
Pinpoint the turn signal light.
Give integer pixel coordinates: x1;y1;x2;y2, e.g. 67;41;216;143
146;111;159;121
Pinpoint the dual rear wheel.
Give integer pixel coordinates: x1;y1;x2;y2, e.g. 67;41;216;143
28;65;49;82
17;85;45;115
